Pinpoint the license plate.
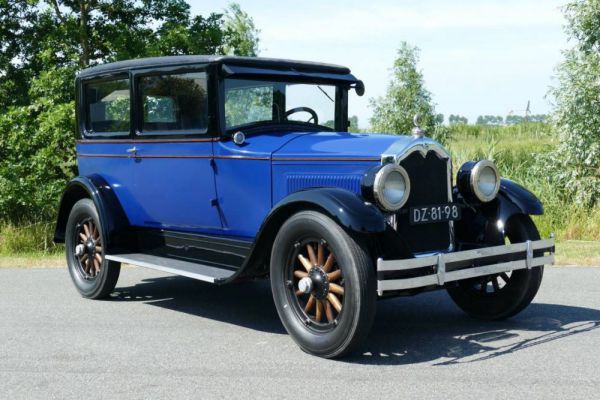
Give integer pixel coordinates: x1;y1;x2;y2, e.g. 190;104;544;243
409;204;461;225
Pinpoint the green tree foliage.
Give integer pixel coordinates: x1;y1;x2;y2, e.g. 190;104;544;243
475;115;504;126
369;42;447;143
0;1;260;222
548;0;600;206
449;114;468;125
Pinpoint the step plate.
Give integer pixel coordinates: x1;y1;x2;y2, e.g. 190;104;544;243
105;253;236;283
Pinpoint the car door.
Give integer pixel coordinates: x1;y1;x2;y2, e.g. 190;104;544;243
77;74;139;221
128;69;222;233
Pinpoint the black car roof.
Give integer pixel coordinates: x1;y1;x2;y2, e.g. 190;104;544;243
77;55;352;79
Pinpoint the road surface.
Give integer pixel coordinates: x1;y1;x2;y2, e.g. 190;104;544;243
1;266;599;399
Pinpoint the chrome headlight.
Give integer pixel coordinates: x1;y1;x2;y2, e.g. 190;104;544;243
373;164;410;211
471;160;500;202
457;160;500;203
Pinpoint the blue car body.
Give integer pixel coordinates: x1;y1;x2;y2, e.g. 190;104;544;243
55;55;548;285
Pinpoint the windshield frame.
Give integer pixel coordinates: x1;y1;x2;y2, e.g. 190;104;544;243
218;75;349;136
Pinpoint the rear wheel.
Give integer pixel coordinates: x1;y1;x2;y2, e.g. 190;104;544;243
65;199;120;299
447;215;544;320
270;211;376;358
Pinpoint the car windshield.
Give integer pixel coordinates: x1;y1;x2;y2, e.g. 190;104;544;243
224;78;337;130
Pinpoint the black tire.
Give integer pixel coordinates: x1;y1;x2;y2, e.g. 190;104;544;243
270;210;376;358
447;214;544;320
65;198;120;299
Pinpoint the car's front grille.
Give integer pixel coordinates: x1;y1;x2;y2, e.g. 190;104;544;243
395;151;452;254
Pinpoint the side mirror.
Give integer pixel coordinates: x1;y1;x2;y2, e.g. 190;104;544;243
354;80;365;96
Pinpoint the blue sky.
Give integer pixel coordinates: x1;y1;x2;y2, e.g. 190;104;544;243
191;0;568;128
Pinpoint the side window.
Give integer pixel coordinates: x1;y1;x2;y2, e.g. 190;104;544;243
84;78;130;134
224;79;274;128
139;72;208;134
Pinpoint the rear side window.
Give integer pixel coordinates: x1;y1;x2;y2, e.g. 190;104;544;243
84;78;130;134
139;72;208;134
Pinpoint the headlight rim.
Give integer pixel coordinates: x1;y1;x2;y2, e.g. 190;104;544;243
470;160;500;203
373;163;411;211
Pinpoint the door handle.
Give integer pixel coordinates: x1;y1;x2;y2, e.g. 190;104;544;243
126;146;138;157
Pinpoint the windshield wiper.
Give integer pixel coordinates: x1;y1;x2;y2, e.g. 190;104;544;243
317;85;334;102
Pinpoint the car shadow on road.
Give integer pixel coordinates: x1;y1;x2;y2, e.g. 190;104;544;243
110;275;600;365
111;275;287;334
346;291;600;366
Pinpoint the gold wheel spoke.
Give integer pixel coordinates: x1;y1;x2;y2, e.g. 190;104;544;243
317;243;324;266
294;270;308;279
306;244;317;265
79;232;87;241
295;289;304;297
93;259;100;273
327;269;342;282
315;300;323;322
297;254;313;272
323;253;335;272
95;246;102;253
305;295;316;313
83;223;90;238
329;282;344;296
325;300;334;322
95;253;102;263
85;258;91;273
327;293;342;313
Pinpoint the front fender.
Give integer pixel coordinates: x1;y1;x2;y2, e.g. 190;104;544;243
232;187;386;280
456;178;544;245
268;187;386;233
53;175;130;251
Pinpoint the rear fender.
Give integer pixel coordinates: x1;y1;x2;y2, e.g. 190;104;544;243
53;175;130;252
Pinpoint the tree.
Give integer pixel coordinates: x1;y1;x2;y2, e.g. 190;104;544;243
548;0;600;206
222;3;260;56
369;42;444;142
0;1;260;222
449;114;468;125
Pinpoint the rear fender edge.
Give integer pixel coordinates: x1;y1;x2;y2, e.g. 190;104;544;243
53;175;130;252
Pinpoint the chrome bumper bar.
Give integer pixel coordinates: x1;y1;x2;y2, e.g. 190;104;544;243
376;237;555;295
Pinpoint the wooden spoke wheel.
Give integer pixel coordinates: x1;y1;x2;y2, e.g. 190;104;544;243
270;211;376;358
291;239;344;327
65;198;120;299
74;218;104;280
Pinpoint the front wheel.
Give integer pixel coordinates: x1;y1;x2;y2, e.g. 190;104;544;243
270;211;376;358
447;215;544;320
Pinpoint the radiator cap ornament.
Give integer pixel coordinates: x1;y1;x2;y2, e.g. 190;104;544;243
411;113;425;138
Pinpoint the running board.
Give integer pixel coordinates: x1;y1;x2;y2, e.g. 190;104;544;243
105;253;236;283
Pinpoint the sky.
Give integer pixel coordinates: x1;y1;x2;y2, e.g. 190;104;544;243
190;0;568;128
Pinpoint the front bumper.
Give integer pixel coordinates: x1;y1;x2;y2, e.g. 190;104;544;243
376;237;555;295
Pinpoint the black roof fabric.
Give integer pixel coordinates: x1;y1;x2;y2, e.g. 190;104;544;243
77;55;352;78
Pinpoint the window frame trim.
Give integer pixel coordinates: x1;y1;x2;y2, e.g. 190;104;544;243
132;65;212;139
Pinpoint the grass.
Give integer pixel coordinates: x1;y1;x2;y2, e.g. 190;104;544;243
555;241;600;266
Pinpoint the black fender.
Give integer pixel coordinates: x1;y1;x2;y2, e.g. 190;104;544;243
53;175;130;252
455;178;544;245
229;187;386;280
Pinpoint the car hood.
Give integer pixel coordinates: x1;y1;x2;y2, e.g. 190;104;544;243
272;131;409;161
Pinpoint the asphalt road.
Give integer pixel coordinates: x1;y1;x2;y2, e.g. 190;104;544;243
1;266;599;399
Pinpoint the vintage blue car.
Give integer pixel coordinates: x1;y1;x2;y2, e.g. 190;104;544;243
54;55;555;358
